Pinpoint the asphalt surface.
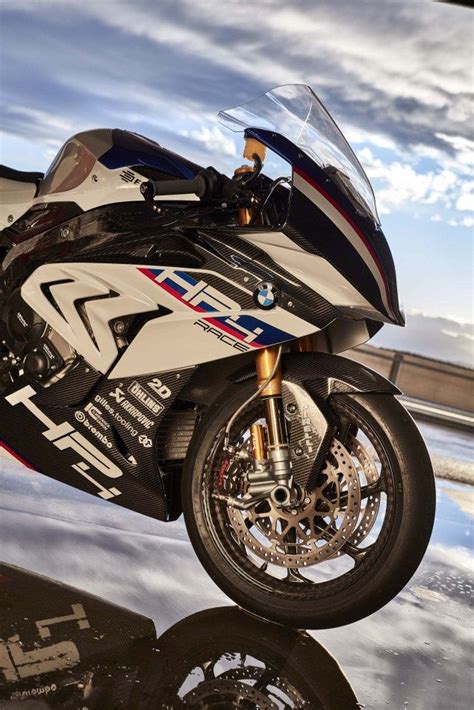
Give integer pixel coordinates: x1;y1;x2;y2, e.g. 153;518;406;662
0;419;472;709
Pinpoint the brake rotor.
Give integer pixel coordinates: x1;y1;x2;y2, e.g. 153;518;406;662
227;438;361;568
181;666;306;709
346;433;381;546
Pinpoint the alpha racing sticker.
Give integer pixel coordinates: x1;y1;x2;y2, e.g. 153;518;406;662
74;411;113;450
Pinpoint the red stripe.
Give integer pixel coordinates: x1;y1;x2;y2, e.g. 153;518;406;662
138;268;208;313
0;442;34;469
204;317;260;348
294;167;391;309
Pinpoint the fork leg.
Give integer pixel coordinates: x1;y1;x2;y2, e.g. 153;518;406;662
255;347;292;505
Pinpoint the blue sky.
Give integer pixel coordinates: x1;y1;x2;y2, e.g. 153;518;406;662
0;0;472;362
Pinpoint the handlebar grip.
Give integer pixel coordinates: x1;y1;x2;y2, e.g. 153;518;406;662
143;174;207;198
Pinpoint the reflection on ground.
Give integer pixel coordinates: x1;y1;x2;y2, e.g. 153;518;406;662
0;422;472;709
0;563;358;708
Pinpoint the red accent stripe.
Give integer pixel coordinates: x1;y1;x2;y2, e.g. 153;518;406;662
204;316;260;348
0;575;10;584
0;442;34;470
294;167;391;309
138;268;208;313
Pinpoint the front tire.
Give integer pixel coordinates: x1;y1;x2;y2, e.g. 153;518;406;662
182;382;435;628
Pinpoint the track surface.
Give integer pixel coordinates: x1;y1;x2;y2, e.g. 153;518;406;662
0;420;472;708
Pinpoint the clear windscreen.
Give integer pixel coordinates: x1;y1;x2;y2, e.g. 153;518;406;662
218;84;378;222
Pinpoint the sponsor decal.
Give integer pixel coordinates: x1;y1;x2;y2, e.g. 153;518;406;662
109;386;155;429
11;685;57;701
84;403;110;430
138;434;153;448
5;386;122;500
119;168;142;186
2;603;89;685
74;411;113;449
139;267;294;349
147;377;171;399
128;381;163;416
194;319;250;352
94;394;138;438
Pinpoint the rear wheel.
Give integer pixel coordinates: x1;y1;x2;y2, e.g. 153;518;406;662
182;381;435;628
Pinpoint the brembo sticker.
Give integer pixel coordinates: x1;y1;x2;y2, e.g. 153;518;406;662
74;411;113;449
5;386;122;500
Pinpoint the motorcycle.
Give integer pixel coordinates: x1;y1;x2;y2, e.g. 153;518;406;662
0;84;435;628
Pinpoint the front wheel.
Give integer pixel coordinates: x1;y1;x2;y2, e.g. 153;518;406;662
182;382;435;628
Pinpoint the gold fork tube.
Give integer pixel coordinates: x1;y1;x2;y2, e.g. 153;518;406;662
255;347;282;397
251;423;266;461
254;347;291;497
294;334;314;352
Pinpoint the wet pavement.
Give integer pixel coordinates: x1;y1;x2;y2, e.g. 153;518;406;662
0;421;472;708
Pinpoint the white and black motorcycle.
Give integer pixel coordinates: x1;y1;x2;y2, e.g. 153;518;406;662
0;85;435;628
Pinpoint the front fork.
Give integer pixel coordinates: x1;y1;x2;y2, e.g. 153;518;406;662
235;137;312;506
252;347;293;505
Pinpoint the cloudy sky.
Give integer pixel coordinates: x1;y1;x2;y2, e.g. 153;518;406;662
0;0;472;362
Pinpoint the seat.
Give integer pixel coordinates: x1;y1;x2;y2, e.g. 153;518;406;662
0;165;44;185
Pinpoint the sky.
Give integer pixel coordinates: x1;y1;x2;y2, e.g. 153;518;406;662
0;0;473;365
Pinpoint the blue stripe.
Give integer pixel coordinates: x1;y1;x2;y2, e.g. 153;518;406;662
99;146;197;178
163;277;186;296
212;315;293;346
175;270;198;285
147;268;163;278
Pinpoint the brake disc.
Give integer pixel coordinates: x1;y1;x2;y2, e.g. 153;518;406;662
346;433;381;546
227;438;361;568
182;666;306;709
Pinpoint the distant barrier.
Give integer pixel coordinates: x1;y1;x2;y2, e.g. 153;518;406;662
348;345;474;414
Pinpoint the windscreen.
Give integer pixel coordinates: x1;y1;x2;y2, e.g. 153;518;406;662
218;84;378;222
38;138;97;197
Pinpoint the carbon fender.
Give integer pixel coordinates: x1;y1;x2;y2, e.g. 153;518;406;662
225;351;399;491
278;352;399;490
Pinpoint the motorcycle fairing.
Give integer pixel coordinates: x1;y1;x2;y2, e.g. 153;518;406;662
0;348;400;521
37;129;202;199
0;129;203;234
0;361;194;521
19;261;313;378
244;128;404;326
97;129;201;177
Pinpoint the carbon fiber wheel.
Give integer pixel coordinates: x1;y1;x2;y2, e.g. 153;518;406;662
182;381;435;628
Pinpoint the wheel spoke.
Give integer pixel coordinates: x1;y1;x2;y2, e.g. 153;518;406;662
341;540;375;563
287;567;310;583
336;478;383;508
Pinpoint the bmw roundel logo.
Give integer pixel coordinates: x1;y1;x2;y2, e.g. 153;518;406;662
254;282;278;310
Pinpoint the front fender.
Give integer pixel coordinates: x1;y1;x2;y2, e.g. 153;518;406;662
280;351;400;398
279;352;399;490
183;351;399;492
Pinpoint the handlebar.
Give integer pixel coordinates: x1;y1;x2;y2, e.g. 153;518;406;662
141;174;208;199
141;167;228;202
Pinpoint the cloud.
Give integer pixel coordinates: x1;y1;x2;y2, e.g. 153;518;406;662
1;0;472;157
455;181;474;211
181;125;236;157
372;310;474;367
356;147;471;222
0;0;471;229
